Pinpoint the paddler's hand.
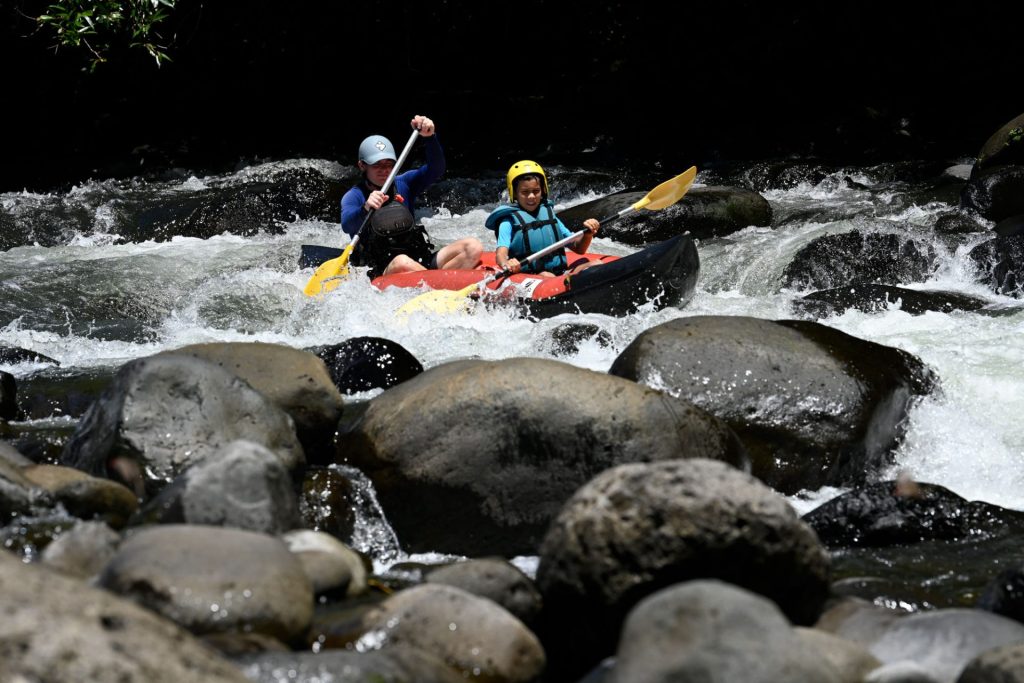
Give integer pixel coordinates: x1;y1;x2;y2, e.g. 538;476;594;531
583;218;600;235
411;115;435;137
503;258;521;274
364;190;388;211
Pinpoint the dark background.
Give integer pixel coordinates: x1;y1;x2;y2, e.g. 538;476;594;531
3;1;1019;192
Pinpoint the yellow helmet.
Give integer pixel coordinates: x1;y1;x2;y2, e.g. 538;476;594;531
506;160;549;200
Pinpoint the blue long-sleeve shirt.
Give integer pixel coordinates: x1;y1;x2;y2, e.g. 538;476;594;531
340;134;445;237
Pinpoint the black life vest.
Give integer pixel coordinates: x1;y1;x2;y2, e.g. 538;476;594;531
353;198;433;274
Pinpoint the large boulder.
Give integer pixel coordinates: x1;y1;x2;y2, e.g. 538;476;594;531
607;581;842;683
610;316;937;493
61;354;303;498
783;230;938;290
536;459;830;678
0;551;248;682
98;524;314;643
159;341;343;448
356;583;546;683
803;481;1024;548
961;166;1024;222
560;185;772;245
974;112;1024;174
968;233;1024;297
132;440;301;534
338;357;747;555
311;336;423;394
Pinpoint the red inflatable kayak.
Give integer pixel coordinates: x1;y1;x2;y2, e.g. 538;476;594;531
370;234;699;318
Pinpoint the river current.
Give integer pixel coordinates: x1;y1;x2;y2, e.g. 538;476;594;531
2;157;1021;566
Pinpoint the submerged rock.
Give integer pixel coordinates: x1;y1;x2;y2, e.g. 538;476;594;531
794;284;990;317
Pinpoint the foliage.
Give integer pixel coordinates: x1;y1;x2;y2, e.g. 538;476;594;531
34;0;176;70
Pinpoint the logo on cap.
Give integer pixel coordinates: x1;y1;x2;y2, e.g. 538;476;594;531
375;141;386;151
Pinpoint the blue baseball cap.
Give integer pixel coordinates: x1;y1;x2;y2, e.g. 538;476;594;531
358;135;397;165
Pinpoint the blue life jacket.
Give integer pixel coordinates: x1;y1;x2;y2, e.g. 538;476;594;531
485;202;567;274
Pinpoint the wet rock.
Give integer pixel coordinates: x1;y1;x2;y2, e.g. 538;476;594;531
159;341;343;449
610;316;936;493
427;558;543;626
340;357;747;555
0;345;60;367
132;440;301;534
978;567;1024;625
783;230;938;290
546;322;613;356
0;550;249;682
967;233;1024;297
802;481;1024;547
236;646;466;683
0;457;47;519
974;112;1024;175
61;354;303;498
868;609;1024;683
536;459;830;679
298;465;357;540
995;213;1024;238
607;581;843;683
958;640;1024;683
0;440;32;467
14;366;116;420
40;519;122;579
357;583;546;683
282;529;367;597
796;627;882;682
560;185;772;245
961;166;1024;223
312;336;423;394
99;524;314;642
794;284;989;317
22;463;138;528
129;167;340;242
0;370;18;420
934;210;987;236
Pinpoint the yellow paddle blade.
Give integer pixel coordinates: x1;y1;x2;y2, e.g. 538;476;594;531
302;244;354;296
395;282;479;316
631;165;698;212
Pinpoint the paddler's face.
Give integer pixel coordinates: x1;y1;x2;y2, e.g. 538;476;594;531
360;159;396;188
515;178;543;212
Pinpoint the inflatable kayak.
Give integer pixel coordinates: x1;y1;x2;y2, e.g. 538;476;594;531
372;234;700;318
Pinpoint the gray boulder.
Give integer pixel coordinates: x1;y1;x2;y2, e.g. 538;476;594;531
99;524;314;643
61;354;303;498
783;230;938;291
607;580;842;683
560;185;772;244
339;357;747;555
132;440;301;534
610;315;936;493
0;550;248;682
536;459;830;678
159;341;343;449
357;583;545;683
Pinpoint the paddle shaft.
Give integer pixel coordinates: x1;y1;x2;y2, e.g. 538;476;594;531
347;128;422;255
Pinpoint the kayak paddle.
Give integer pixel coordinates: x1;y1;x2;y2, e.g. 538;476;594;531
395;165;697;315
303;128;421;297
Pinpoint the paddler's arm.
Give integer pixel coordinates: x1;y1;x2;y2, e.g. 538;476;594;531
496;247;521;274
495;220;521;273
571;218;600;254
